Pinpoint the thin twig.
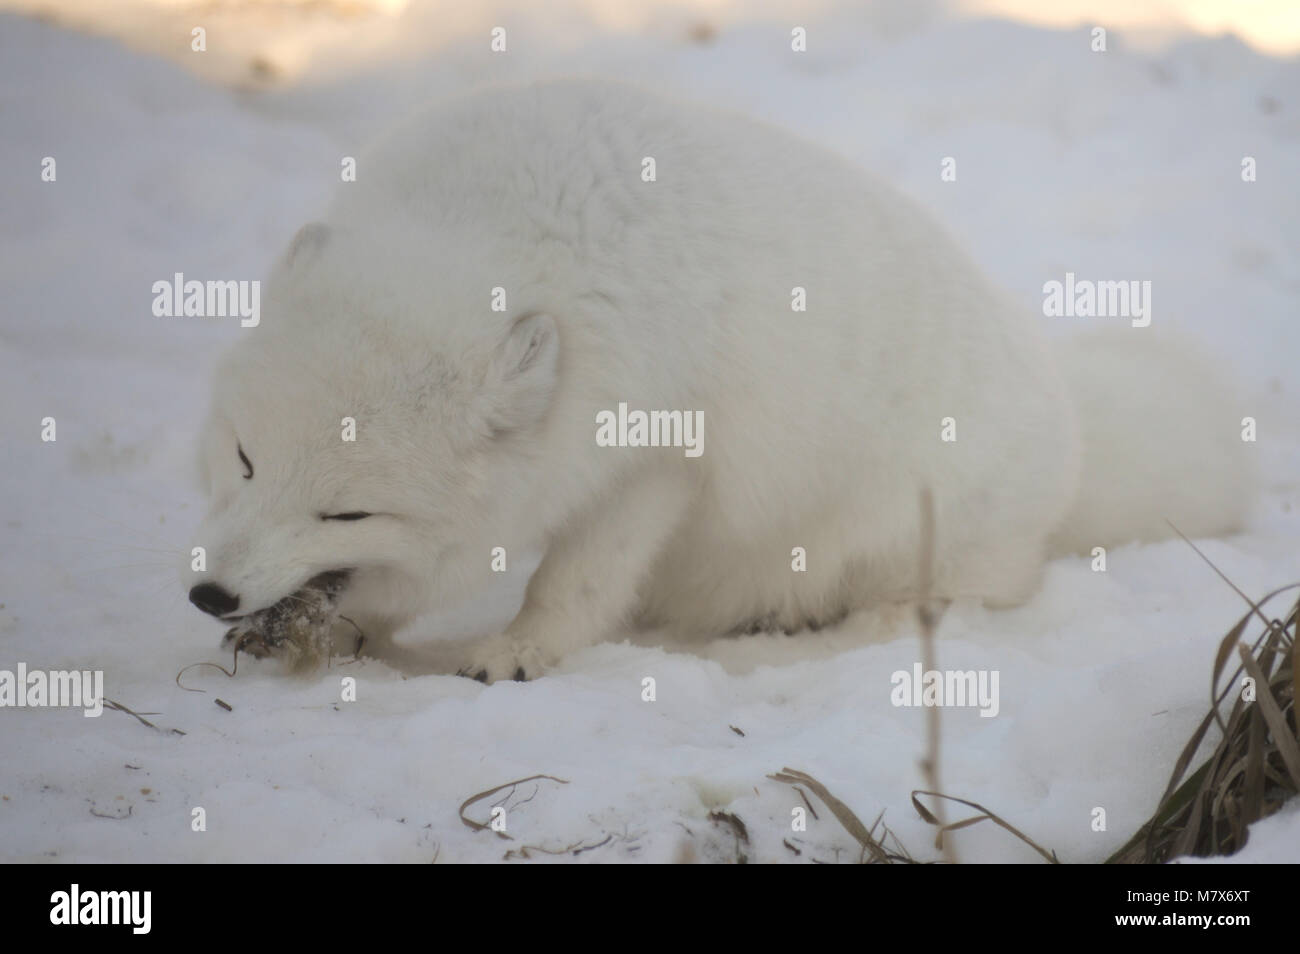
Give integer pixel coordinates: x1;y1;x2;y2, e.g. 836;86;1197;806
103;698;185;736
458;774;570;840
917;488;955;863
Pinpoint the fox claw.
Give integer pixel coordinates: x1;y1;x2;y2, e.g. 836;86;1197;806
460;635;544;684
457;665;527;683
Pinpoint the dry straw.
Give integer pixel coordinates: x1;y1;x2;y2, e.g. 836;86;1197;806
1107;580;1298;863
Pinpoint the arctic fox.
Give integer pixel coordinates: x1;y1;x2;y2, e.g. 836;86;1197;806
185;79;1252;681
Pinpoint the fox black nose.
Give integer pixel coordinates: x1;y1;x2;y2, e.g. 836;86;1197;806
189;583;240;617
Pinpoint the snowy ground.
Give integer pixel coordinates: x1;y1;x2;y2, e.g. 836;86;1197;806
1;1;1298;863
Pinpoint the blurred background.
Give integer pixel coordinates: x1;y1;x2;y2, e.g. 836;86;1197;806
4;0;1295;387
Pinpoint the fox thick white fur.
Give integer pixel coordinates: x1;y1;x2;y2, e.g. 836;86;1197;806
187;79;1252;681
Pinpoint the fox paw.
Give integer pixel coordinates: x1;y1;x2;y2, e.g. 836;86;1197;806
457;635;546;684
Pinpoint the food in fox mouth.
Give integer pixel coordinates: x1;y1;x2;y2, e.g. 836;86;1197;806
221;571;351;671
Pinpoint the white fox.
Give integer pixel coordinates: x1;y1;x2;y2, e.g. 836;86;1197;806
185;79;1253;681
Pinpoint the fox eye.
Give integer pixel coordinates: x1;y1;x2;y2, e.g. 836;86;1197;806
322;512;372;521
237;444;253;479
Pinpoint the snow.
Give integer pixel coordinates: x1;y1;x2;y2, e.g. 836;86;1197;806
1;1;1298;863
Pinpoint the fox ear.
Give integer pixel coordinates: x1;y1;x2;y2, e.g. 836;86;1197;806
483;312;559;435
283;223;330;270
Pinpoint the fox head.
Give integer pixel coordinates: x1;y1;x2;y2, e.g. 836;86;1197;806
183;222;560;633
